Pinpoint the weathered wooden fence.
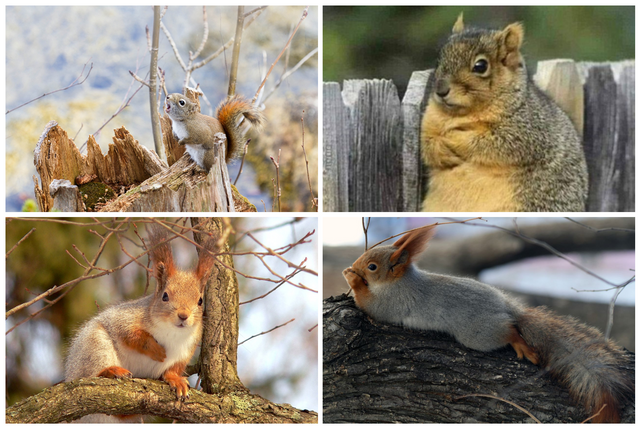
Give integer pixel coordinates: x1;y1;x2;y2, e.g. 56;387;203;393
323;59;635;212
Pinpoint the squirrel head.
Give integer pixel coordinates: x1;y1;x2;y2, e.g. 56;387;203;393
147;226;217;329
345;226;437;306
431;14;526;116
165;93;199;119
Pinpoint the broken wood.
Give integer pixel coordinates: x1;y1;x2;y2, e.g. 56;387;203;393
33;117;254;212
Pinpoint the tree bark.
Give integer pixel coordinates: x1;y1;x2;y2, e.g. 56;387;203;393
323;294;635;423
192;218;243;392
6;377;316;423
33;108;254;212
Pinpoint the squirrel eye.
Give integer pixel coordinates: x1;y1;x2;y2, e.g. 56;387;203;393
367;263;377;271
472;58;489;74
198;297;203;306
179;99;185;106
162;292;169;302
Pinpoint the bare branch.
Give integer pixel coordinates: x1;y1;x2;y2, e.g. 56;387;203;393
300;110;317;211
253;7;309;103
233;139;251;185
453;394;541;423
270;150;282;212
263;47;318;103
238;318;295;345
7;62;93;115
6;228;36;259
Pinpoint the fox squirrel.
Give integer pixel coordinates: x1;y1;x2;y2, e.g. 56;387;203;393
64;226;216;422
342;225;633;423
165;93;264;171
421;14;588;212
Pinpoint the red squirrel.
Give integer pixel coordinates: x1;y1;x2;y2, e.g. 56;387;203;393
165;93;264;171
64;226;216;421
343;225;633;423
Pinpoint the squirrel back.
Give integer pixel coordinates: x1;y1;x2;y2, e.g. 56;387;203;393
343;226;633;422
165;93;264;169
421;14;588;212
64;226;217;420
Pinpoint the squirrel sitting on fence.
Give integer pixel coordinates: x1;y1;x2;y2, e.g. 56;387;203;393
421;14;588;212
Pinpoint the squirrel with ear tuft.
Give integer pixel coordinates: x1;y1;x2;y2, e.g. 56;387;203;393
64;225;217;422
421;14;588;212
343;225;633;423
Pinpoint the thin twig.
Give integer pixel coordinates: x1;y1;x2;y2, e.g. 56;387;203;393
581;404;608;424
300;110;317;211
270;150;282;212
6;228;36;259
369;217;484;250
238;318;295;346
455;219;629;288
565;218;635;233
454;394;541;424
233;139;251;185
7;62;93;114
362;218;371;251
253;6;309;103
263;47;319;103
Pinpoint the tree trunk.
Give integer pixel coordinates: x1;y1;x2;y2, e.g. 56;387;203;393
192;218;243;393
323;294;635;423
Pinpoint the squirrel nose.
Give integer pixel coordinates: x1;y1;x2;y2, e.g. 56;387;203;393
178;312;189;322
435;78;450;98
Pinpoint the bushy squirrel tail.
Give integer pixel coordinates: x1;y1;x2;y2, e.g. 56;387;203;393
216;95;265;162
516;307;634;423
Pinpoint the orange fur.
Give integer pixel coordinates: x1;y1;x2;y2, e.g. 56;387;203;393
98;366;132;379
122;329;167;362
391;226;437;264
216;95;264;162
343;268;372;308
591;391;621;423
195;238;218;281
421;100;519;212
162;361;190;398
504;325;539;365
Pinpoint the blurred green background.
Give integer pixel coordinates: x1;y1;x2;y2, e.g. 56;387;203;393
324;6;635;97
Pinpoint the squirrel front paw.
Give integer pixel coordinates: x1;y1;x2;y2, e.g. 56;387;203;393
342;267;367;288
342;267;353;278
98;366;133;379
164;373;190;399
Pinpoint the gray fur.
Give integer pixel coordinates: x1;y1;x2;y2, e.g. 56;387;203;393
366;265;523;351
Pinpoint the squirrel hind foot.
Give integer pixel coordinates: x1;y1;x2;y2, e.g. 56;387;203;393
98;366;133;379
506;325;539;365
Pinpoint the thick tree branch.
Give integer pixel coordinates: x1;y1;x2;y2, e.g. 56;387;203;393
323;295;635;424
6;377;317;423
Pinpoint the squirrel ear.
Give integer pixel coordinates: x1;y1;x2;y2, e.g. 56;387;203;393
497;22;524;68
390;226;437;265
452;12;465;33
154;262;170;293
194;238;217;286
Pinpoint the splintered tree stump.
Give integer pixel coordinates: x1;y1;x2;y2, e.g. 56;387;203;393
33;120;252;212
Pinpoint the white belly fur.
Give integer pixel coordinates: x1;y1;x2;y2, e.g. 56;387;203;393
170;118;189;140
184;144;207;169
116;319;199;379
